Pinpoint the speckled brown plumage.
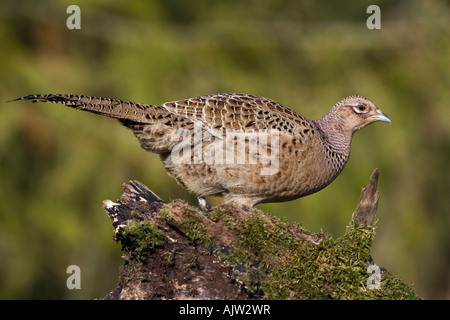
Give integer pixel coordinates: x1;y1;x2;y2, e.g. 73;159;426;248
15;93;391;206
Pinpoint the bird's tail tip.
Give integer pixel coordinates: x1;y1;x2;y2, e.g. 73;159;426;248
8;94;46;103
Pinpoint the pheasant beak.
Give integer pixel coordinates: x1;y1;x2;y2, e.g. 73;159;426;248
371;109;391;124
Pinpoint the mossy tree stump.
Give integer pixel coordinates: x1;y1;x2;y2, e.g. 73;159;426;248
103;169;420;300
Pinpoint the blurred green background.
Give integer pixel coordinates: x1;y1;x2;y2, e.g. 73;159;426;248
0;0;449;299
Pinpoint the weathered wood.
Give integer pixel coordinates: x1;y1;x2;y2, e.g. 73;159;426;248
351;168;380;226
103;169;420;300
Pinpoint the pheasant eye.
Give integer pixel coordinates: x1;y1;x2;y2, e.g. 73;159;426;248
353;105;368;114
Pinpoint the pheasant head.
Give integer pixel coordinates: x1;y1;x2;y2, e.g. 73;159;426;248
314;96;391;153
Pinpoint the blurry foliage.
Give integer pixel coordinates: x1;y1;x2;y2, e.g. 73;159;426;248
0;0;449;299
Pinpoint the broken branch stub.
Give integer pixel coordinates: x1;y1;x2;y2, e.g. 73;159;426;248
351;168;380;226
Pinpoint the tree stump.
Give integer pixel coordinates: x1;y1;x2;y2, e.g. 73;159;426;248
103;168;420;300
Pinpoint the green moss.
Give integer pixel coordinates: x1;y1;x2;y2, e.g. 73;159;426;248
157;206;175;224
207;207;420;300
159;202;214;245
163;247;180;267
183;252;199;269
178;213;209;243
122;217;166;259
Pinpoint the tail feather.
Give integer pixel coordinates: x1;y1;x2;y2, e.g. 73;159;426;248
13;94;158;123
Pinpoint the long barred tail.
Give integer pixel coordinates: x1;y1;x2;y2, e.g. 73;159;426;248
13;94;157;123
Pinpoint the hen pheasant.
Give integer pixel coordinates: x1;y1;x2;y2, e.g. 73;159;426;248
15;93;391;206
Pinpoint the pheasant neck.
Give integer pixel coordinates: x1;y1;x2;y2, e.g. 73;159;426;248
313;114;353;156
